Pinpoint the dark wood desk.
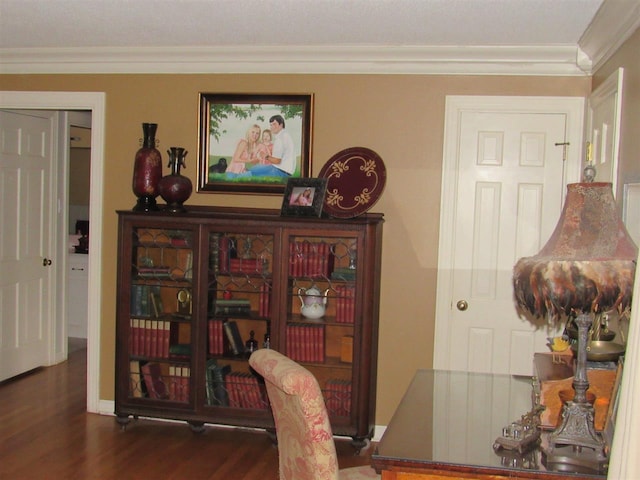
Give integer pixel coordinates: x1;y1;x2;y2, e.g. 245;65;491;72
371;370;605;480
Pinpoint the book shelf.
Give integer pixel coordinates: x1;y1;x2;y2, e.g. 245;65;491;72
115;206;383;447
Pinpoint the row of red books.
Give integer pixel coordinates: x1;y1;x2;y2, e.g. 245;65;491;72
324;379;352;417
208;320;224;355
167;365;191;402
288;241;335;278
286;324;325;363
258;283;271;317
130;361;191;402
334;285;356;324
225;371;268;410
228;257;266;274
129;319;171;358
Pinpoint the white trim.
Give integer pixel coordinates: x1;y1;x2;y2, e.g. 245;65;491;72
99;399;115;416
0;91;105;414
622;183;640;247
608;249;640;478
579;0;640;73
0;45;590;76
586;67;624;195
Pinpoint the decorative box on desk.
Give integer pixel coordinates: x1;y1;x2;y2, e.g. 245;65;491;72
114;206;383;448
534;352;617;432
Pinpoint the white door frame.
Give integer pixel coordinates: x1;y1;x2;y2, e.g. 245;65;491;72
586;67;624;196
434;95;585;372
0;91;105;413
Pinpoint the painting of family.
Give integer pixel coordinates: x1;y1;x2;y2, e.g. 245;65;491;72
198;94;313;194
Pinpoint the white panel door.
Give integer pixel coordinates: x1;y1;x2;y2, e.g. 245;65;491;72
435;97;584;376
0;110;55;381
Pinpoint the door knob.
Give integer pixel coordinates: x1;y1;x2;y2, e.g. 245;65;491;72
456;300;468;311
43;258;52;266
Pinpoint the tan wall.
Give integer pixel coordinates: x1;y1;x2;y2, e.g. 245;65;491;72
592;27;640;200
69;148;91;205
0;73;590;424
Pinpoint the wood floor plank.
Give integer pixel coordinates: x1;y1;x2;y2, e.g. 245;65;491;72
0;347;374;479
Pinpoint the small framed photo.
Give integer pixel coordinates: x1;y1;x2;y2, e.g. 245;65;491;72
198;93;313;195
280;178;327;217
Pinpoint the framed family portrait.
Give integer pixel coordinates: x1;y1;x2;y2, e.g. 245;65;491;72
198;93;313;194
280;177;327;217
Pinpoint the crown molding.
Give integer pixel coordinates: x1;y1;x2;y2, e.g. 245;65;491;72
0;45;590;76
579;0;640;73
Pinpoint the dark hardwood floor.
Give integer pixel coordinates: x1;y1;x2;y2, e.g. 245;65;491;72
0;344;374;479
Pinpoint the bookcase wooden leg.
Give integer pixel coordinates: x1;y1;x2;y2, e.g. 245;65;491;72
115;414;131;430
266;428;277;445
350;436;370;454
188;421;205;434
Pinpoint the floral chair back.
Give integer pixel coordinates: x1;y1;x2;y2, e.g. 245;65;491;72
249;349;379;480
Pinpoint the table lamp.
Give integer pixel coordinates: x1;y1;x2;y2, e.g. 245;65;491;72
512;181;637;473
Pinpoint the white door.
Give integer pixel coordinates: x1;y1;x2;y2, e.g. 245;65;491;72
0;109;56;381
434;96;584;376
586;68;623;194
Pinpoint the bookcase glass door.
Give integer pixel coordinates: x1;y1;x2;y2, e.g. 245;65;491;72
286;234;357;421
128;227;195;404
205;231;274;411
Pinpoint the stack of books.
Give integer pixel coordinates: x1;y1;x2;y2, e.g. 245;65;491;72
229;257;263;274
330;267;356;282
334;285;356;324
205;359;231;406
225;371;268;410
223;320;246;356
324;379;352;417
208;320;225;355
129;319;171;358
130;284;164;316
288;241;335;278
168;365;191;402
215;299;251;316
286;323;325;363
258;283;271;317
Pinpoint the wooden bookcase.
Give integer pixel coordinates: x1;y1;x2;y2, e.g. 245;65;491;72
115;206;384;447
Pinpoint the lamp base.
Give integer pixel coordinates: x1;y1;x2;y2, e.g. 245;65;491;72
543;445;607;475
542;400;607;474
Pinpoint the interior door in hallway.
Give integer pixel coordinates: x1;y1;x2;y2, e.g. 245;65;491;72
435;97;583;375
0;109;55;381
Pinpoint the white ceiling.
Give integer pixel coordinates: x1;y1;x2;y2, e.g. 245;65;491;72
0;0;604;49
1;0;639;75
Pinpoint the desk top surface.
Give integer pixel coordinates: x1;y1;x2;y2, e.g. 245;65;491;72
371;369;605;479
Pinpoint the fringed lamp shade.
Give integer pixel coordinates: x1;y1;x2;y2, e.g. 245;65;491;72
513;182;638;324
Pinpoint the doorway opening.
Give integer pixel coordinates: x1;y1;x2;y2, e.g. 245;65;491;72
0;91;106;413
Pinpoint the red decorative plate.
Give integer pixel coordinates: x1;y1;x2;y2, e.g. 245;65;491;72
318;147;386;218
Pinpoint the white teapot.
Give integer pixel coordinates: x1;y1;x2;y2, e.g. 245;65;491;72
298;286;329;319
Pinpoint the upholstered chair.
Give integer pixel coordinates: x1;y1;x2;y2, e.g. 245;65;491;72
249;349;380;480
